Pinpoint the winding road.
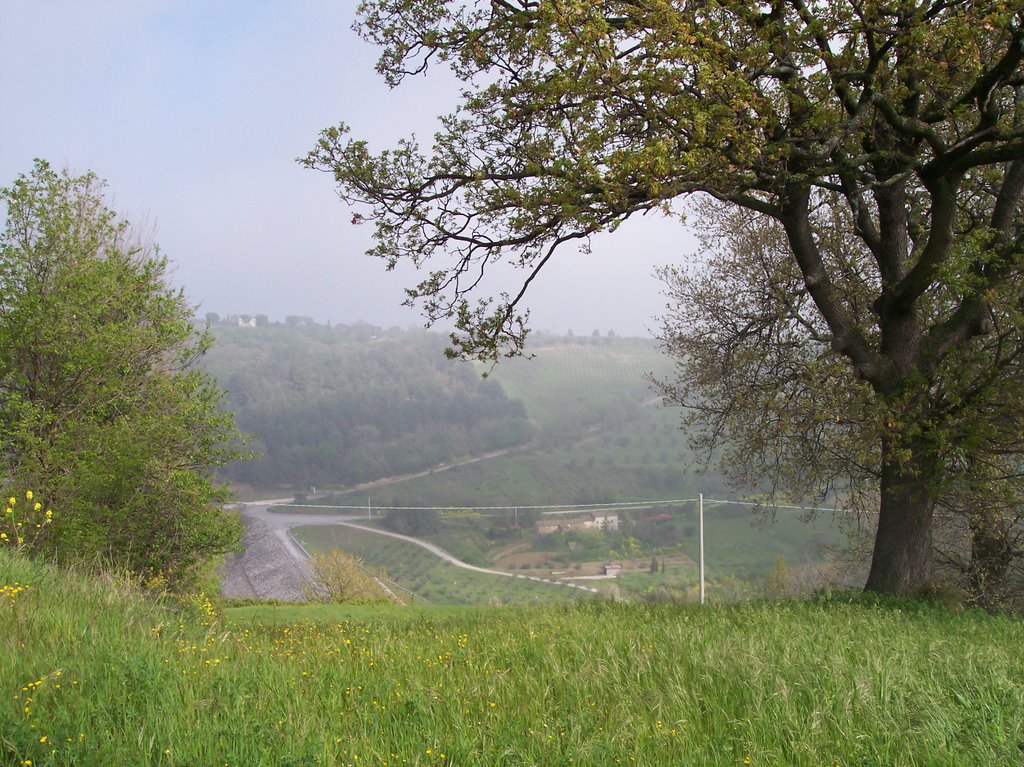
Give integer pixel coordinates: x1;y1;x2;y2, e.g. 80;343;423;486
234;501;597;597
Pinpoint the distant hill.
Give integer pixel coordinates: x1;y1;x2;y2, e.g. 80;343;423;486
327;337;718;507
203;323;533;488
202;323;734;502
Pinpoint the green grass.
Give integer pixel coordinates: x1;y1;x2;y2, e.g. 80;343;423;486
224;601;485;625
4;548;1023;766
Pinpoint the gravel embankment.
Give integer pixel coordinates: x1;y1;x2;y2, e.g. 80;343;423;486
220;515;310;601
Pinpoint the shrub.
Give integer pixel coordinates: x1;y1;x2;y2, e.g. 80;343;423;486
306;550;401;604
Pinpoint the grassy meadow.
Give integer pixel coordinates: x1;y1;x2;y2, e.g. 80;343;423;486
4;547;1023;766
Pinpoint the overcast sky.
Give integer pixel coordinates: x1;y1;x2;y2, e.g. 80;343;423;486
0;1;695;338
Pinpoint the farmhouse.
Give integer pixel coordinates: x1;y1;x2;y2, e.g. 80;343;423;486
534;512;620;535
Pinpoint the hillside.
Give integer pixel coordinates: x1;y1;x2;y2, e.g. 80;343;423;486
323;338;710;506
203;323;532;488
3;548;1022;766
204;324;707;503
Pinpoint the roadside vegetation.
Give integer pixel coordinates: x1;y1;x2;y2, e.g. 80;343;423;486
3;546;1022;766
304;549;403;604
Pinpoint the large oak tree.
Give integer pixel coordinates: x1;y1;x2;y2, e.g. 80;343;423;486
656;198;1024;605
306;1;1024;596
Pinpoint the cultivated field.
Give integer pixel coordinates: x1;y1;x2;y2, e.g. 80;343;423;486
290;504;847;605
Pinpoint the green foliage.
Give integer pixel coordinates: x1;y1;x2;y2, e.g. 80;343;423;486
309;2;1023;360
0;161;247;585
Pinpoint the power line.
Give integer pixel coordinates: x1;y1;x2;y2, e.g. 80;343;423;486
265;497;866;516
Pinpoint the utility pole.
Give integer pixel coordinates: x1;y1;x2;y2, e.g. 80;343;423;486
699;494;705;605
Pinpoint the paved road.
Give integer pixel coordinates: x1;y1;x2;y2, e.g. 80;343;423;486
236;501;341;571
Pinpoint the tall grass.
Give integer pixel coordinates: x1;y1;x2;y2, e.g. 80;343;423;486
3;548;1022;766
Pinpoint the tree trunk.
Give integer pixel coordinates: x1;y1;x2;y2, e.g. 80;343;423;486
864;441;937;596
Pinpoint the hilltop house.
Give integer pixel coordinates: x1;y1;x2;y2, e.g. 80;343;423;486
228;314;257;328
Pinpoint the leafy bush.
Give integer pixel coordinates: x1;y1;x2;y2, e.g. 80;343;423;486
0;161;248;586
307;550;398;604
